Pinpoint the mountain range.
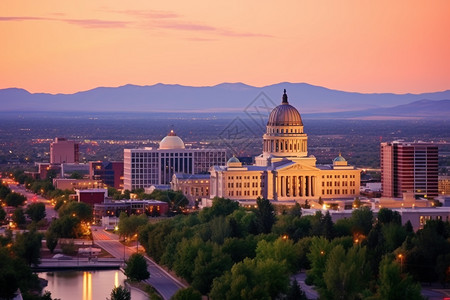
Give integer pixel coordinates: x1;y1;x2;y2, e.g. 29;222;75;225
0;82;449;119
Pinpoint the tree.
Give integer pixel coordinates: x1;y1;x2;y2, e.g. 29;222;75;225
210;257;289;300
0;184;11;200
376;256;423;300
321;245;370;300
0;206;6;224
117;212;148;239
255;237;300;273
285;279;308;300
255;197;276;234
170;287;201;300
321;211;335;240
5;192;26;207
377;208;401;225
350;207;373;236
13;229;43;266
124;253;150;282
58;201;92;222
45;230;58;253
12;207;26;227
108;285;131;300
26;202;46;222
48;215;82;238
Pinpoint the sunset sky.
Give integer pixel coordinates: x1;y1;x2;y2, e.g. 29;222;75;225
1;1;449;94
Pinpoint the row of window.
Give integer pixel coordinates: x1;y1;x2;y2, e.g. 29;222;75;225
322;189;356;195
322;181;356;187
323;174;356;179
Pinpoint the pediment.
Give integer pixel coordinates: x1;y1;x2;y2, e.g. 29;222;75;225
276;163;319;172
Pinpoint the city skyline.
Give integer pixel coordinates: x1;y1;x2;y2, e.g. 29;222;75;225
1;1;450;94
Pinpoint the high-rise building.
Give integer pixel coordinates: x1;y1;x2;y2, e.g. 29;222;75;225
90;161;124;189
123;130;226;191
381;141;438;198
210;90;361;202
50;138;79;164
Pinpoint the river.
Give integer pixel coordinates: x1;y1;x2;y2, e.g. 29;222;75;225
39;270;149;300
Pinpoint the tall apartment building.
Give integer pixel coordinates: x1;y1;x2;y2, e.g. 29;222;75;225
123;130;226;191
50;138;79;164
381;141;438;198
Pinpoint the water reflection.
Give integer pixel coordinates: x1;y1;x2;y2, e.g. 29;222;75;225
39;270;148;300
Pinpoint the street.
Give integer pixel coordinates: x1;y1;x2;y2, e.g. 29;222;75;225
92;226;185;300
9;183;57;221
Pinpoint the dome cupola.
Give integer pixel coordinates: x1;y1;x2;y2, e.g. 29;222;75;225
267;89;303;126
159;130;185;150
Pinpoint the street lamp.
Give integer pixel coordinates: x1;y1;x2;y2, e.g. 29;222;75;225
135;233;138;253
398;253;404;272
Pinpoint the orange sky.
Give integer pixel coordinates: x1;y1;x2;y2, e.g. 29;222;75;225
1;1;449;94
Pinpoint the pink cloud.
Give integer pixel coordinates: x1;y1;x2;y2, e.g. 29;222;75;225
0;16;128;28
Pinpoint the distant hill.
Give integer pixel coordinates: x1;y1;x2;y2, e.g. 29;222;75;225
304;99;450;120
1;82;450;116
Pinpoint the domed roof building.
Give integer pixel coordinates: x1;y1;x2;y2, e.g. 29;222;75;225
159;130;185;150
267;90;303;127
124;129;226;192
210;90;361;203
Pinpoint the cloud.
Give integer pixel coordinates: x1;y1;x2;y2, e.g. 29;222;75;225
114;9;179;19
108;8;272;38
64;19;128;28
0;16;128;28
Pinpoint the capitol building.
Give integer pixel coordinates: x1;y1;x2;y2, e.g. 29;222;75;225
210;90;360;203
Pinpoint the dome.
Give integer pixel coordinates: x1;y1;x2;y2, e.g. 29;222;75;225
159;130;185;150
267;90;303;126
333;153;346;162
227;155;242;168
227;156;240;164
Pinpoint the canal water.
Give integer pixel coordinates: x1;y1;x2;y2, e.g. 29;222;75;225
39;270;148;300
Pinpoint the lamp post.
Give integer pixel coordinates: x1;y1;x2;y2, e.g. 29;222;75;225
398;253;404;272
135;233;138;253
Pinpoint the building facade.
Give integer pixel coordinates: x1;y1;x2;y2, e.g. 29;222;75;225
90;161;124;189
50;138;79;164
210;90;360;203
123;130;226;191
171;173;210;203
381;141;439;198
93;199;169;223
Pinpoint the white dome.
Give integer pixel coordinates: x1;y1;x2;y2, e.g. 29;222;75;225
159;130;185;150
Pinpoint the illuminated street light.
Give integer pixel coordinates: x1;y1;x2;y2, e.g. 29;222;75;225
398;253;404;272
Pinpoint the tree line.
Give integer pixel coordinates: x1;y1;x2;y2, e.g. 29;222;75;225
132;197;449;300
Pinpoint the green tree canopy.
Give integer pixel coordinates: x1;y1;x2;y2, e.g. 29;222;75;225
255;237;300;273
376;256;423;300
124;253;150;282
108;285;131;300
254;197;276;234
58;201;93;222
117;212;148;239
12;207;26;227
321;245;370;300
13;229;43;266
170;287;201;300
26;202;46;222
5;192;26;207
210;257;289;300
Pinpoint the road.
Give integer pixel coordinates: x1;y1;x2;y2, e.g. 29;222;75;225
9;184;57;221
92;226;185;300
292;273;318;300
